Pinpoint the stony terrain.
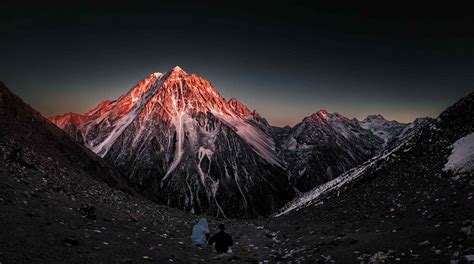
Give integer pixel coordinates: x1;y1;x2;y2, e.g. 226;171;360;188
0;138;286;263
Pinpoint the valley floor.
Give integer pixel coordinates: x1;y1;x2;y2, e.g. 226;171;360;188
0;143;279;263
1;136;473;264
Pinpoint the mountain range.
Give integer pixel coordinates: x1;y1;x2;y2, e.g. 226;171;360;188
270;91;473;263
0;70;472;263
49;66;423;216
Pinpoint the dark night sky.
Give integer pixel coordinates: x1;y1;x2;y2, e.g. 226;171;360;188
1;1;473;126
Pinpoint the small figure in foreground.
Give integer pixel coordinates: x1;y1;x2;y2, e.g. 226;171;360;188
208;223;233;253
191;217;210;247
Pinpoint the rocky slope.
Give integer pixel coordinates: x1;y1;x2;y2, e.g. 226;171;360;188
50;67;293;218
267;92;474;263
0;82;129;192
273;110;384;192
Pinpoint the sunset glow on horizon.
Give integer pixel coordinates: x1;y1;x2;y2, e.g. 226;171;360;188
1;2;472;127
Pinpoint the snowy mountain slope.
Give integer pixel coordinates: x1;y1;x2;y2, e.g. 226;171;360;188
273;110;384;192
50;66;293;218
275;134;411;216
359;114;407;145
275;92;474;216
444;132;474;174
49;72;165;153
228;97;273;136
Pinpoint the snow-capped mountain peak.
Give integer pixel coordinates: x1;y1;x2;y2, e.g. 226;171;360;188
363;114;386;121
171;65;185;73
310;109;329;120
303;110;350;124
359;114;407;145
49;67;291;217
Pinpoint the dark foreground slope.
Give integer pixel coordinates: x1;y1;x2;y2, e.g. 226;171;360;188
0;84;286;263
0;132;282;263
265;93;474;263
0;82;129;191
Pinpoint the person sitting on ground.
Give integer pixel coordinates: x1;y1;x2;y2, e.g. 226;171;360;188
208;223;233;253
191;217;210;247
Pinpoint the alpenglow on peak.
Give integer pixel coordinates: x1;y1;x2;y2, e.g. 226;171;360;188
171;65;186;73
48;66;292;217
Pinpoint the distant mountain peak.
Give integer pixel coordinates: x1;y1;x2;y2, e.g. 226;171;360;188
360;114;408;145
364;114;386;121
316;109;328;115
305;110;328;121
305;110;349;123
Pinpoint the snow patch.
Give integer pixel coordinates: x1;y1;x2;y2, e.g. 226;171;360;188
444;132;474;174
197;147;214;185
162;79;189;181
212;110;281;166
286;137;297;150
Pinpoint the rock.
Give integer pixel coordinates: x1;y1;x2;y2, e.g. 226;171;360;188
265;232;276;238
228;256;240;261
63;237;79;246
130;213;139;222
143;256;153;261
461;255;474;262
418;240;430;246
319;254;332;262
461;220;472;236
347;238;359;245
370;251;388;263
80;204;97;220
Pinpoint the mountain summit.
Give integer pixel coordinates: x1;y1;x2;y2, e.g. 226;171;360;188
50;67;293;217
359;114;407;145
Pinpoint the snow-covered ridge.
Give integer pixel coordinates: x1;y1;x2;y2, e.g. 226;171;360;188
274;139;408;217
274;117;433;216
92;74;168;156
